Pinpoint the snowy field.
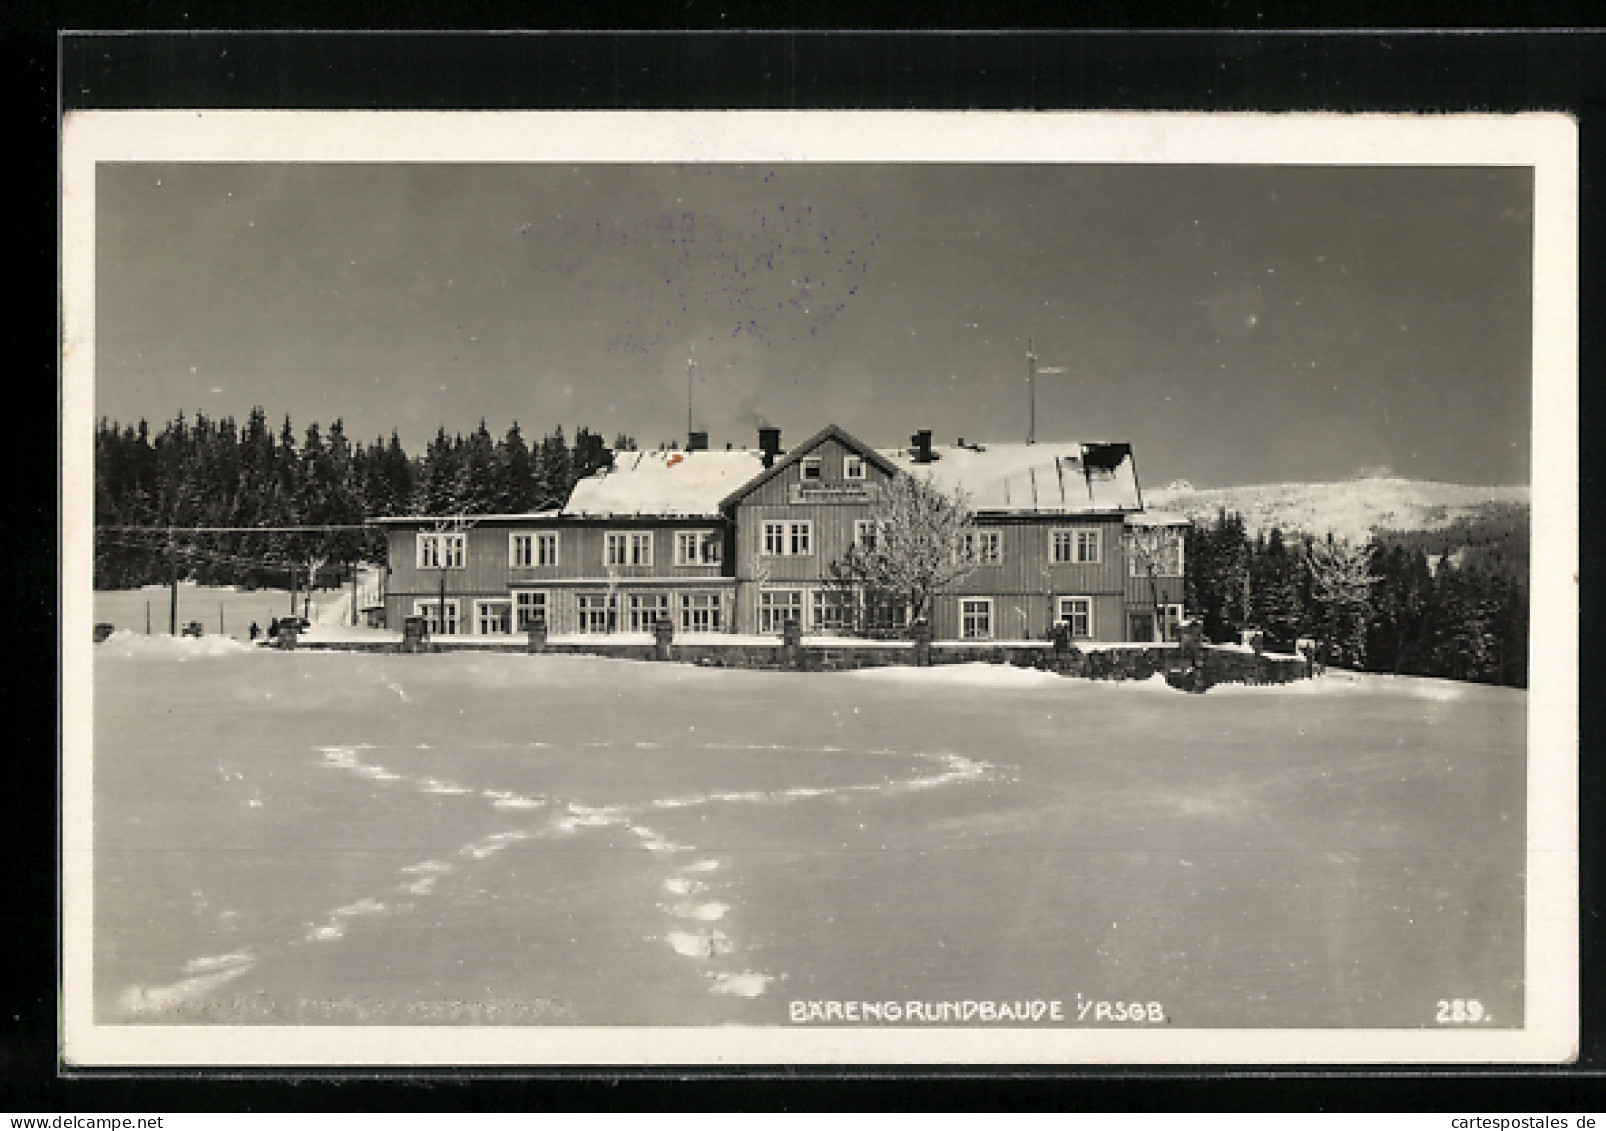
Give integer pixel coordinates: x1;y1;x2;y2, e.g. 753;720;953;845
91;637;1526;1029
94;582;364;640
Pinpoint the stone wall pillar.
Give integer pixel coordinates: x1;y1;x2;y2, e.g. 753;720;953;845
526;617;548;654
911;620;932;667
654;617;675;661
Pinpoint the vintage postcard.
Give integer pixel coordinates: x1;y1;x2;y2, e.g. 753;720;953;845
60;111;1578;1066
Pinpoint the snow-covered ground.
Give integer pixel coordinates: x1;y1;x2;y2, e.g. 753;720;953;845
1144;476;1528;543
90;641;1526;1029
93;580;369;641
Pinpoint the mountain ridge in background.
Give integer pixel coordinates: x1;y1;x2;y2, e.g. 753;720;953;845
1144;476;1530;545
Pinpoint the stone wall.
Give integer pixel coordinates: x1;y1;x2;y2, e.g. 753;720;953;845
279;636;1310;690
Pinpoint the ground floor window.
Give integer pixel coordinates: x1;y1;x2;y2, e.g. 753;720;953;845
812;589;852;632
475;599;512;635
758;588;803;634
513;590;548;631
960;597;994;640
629;593;670;632
578;593;617;633
1057;596;1093;639
1160;603;1184;642
863;596;909;633
680;592;723;633
413;598;459;636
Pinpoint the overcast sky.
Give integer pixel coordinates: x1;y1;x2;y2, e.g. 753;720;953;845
95;161;1532;488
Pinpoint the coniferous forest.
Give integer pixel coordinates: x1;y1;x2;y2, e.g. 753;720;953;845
1185;510;1529;688
94;409;632;592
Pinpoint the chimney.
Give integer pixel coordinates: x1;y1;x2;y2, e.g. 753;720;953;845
911;429;933;463
687;430;709;453
725;442;733;451
758;426;782;468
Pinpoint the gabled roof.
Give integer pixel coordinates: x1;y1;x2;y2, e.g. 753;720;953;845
881;440;1144;515
718;424;902;510
563;448;765;519
369;510;565;526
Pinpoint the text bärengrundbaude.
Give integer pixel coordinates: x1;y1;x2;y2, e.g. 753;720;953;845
788;1000;1168;1024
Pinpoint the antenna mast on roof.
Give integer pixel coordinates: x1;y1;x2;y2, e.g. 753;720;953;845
1026;339;1035;445
1027;336;1067;447
686;347;696;441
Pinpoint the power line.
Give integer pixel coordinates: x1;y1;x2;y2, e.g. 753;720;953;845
96;523;375;534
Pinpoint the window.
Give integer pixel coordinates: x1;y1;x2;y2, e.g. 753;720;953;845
513;590;548;630
758;589;803;634
844;455;866;480
475;599;512;635
864;596;909;633
676;530;722;566
413;599;459;635
1056;596;1093;639
1160;603;1184;642
812;590;852;632
578;594;617;633
629;593;670;632
416;533;465;570
510;532;557;568
853;519;879;551
801;456;823;481
1128;531;1184;578
605;531;653;567
960;598;994;640
1051;527;1101;564
680;592;723;633
962;529;1002;565
762;520;812;556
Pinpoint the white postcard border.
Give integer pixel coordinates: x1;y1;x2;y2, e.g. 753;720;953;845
60;110;1579;1067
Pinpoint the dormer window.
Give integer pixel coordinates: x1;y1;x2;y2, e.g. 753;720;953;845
844;455;866;480
801;456;823;482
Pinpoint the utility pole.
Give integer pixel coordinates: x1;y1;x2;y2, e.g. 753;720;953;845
168;533;179;635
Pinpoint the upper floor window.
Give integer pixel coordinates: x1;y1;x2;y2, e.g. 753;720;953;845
605;531;653;568
844;455;866;480
853;519;880;552
800;456;823;482
676;530;723;566
1128;530;1184;577
509;532;559;568
961;529;1002;565
1051;527;1102;565
762;520;812;556
417;532;465;570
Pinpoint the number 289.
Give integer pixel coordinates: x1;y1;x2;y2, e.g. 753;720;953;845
1436;999;1487;1023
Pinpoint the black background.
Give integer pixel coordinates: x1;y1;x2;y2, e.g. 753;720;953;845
17;8;1606;1114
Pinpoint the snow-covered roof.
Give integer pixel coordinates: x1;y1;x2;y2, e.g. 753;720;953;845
880;441;1144;515
1124;510;1191;528
563;449;767;519
369;510;564;525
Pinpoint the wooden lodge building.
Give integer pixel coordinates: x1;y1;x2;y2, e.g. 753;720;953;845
374;424;1187;643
